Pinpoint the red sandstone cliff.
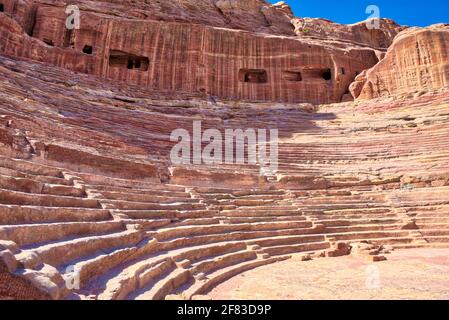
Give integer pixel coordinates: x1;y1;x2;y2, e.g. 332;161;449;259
293;17;406;50
1;0;449;302
352;24;449;100
0;0;406;104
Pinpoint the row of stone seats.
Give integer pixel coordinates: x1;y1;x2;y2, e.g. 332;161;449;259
0;169;285;299
0;155;135;290
0;157;153;299
60;182;333;300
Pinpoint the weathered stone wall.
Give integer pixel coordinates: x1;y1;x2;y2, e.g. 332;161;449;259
0;261;51;300
293;18;406;50
353;25;449;100
0;1;382;104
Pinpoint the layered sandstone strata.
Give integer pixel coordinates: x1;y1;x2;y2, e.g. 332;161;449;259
353;24;449;100
0;0;403;104
293;17;406;50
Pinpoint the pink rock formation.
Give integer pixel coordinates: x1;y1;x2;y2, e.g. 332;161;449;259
354;24;449;100
293;17;406;50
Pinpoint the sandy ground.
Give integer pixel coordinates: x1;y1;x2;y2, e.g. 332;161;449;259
208;248;449;300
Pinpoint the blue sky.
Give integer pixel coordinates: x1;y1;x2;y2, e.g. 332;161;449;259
268;0;449;27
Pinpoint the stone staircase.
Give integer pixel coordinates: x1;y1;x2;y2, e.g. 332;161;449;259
2;153;449;299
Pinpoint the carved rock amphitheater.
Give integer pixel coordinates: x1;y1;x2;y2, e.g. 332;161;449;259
0;0;449;300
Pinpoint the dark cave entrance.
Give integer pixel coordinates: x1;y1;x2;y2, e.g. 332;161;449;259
239;69;268;84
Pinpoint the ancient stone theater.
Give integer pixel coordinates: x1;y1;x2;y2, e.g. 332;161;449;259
0;0;448;300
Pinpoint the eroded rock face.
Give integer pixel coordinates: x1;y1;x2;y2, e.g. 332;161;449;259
354;24;449;100
0;0;403;104
293;18;406;50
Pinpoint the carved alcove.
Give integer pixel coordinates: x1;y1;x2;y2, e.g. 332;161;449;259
109;50;149;71
239;69;268;83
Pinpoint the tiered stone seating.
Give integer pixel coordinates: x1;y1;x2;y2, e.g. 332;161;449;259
1;54;449;300
0;157;145;298
3;127;449;300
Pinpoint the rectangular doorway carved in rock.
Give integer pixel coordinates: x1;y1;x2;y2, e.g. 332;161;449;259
26;6;38;36
109;50;149;71
0;4;4;12
83;45;93;55
239;69;268;83
302;68;333;81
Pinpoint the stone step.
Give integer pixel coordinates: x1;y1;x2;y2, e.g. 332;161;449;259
96;257;176;300
132;267;193;300
115;209;218;220
86;185;190;197
245;234;326;247
76;173;182;190
297;203;387;211
351;236;417;246
261;241;331;256
154;221;313;241
217;199;278;207
193;188;284;196
0;188;100;208
221;209;301;217
158;226;320;250
391;242;449;249
98;191;196;203
62;237;158;291
42;184;86;198
103;200;205;211
415;236;449;243
0;221;125;247
412;216;449;223
170;218;222;227
314;213;399;220
200;194;286;201
414;213;449;221
88;242;246;300
325;223;404;234
415;222;449;229
183;256;290;299
227;206;298;211
218;216;307;224
318;218;402;227
0;205;112;224
23;230;146;267
328;230;411;241
0;166;73;186
0;172;87;197
121;219;173;231
190;250;258;275
298;197;387;205
420;229;449;236
0;156;63;178
114;210;179;220
0;174;45;194
175;210;221;219
322;208;392;215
